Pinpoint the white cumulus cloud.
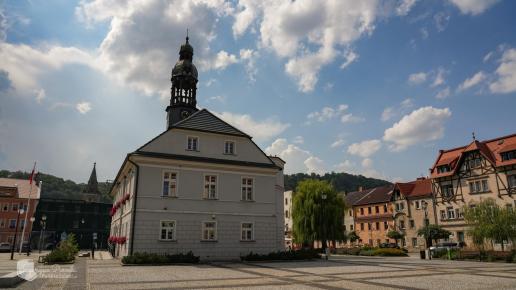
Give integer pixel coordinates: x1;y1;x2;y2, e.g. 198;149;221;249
214;112;289;143
347;139;382;158
408;72;427;84
457;71;486;92
448;0;500;15
489;48;516;94
76;102;92;114
383;106;452;151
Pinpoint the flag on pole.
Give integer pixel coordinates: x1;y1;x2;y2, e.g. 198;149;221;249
28;162;37;185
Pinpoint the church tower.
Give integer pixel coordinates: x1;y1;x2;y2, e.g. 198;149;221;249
166;35;199;128
83;162;101;202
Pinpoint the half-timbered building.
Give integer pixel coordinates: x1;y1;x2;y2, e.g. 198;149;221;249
429;133;516;246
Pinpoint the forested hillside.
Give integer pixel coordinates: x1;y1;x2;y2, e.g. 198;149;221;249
284;172;391;193
0;170;112;202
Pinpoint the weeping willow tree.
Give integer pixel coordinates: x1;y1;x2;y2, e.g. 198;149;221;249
292;179;345;249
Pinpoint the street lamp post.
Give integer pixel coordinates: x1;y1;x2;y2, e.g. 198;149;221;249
422;201;431;260
26;217;35;256
38;214;47;254
10;208;25;260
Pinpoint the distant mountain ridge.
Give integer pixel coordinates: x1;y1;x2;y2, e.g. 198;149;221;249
0;170;112;202
284;172;391;193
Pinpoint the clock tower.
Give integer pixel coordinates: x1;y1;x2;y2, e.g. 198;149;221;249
166;35;199;129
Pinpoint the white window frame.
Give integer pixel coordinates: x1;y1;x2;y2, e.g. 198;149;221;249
162;171;178;197
241;177;254;201
186;136;199;151
224;140;236;155
203;174;218;199
415;200;421;210
159;220;177;241
440;210;446;220
241;222;254;241
447;207;456;219
201;221;217;241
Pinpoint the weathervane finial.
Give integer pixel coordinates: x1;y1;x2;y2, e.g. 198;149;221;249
472;132;476;141
186;28;189;43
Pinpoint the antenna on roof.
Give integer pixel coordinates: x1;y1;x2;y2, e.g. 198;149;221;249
472;132;476;141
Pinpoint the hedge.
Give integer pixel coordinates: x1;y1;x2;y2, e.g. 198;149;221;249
241;249;320;261
122;251;200;265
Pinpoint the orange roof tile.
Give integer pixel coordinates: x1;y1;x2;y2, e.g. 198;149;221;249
0;178;40;199
430;133;516;178
394;178;432;199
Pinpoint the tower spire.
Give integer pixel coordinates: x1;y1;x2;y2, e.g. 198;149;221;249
84;162;100;195
166;34;199;128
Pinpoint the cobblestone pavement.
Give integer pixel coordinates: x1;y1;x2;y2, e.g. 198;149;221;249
13;254;516;289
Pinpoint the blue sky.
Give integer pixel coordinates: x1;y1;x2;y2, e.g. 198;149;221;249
0;0;515;183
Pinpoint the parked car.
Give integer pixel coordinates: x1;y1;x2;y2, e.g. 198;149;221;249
379;243;400;249
0;242;11;252
429;242;462;252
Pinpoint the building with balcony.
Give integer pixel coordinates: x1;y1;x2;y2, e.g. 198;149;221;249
429;133;516;248
348;185;394;246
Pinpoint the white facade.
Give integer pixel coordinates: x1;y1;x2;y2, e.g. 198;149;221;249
284;190;293;249
109;112;285;260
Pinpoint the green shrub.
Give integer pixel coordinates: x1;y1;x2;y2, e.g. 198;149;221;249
336;247;361;255
42;234;79;264
372;248;408;257
359;249;376;256
241;249;320;261
121;251;200;264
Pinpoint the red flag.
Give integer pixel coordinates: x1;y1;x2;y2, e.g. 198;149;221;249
29;162;36;185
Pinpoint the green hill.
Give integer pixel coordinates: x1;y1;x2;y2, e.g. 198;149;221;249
284;172;391;193
0;170;112;202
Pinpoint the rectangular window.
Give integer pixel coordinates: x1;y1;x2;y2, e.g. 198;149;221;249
384;221;388;230
285;198;288;205
11;203;18;212
285;210;289;218
415;200;421;209
440;210;446;220
349;210;352;216
368;207;371;214
482;180;489;192
350;225;354;231
160;221;176;240
241;223;253;241
501;151;516;161
383;204;388;213
2;204;8;211
202;221;217;241
224;141;235;155
162;171;178;197
0;219;5;228
375;222;380;230
399;220;405;229
412;238;418;247
241;178;254;201
409;220;415;228
9;219;16;229
508;175;516;188
437;165;450;173
447;207;456;219
456;208;463;219
441;184;454;199
203;175;217;199
375;206;379;213
187;136;199;151
360;223;364;231
367;223;371;230
360;208;364;215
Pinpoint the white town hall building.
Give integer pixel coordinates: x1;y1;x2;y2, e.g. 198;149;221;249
108;36;285;260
